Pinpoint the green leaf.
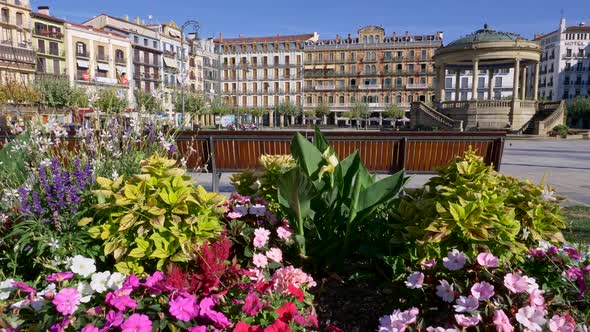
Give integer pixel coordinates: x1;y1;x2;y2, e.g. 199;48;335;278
313;126;331;153
356;170;406;214
290;133;324;178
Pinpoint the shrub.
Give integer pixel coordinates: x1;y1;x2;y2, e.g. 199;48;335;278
86;154;225;275
393;149;566;264
552;124;569;138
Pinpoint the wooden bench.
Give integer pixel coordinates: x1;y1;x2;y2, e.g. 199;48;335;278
175;130;506;192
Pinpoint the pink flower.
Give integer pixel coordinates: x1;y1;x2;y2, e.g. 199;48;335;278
453;295;479;312
504;273;529;293
405;272;424;289
455;314;480;327
188;327;207;332
442;249;466;270
242;292;263;316
266;248;283;263
378;307;419;332
46;272;75;283
200;297;231;327
228;212;242;219
144;271;164;287
566;267;583;281
563;247;581;261
121;314;152;332
105;288;137;311
123;275;140;290
271;266;316;293
471;281;495;301
277;226;292;240
52;287;81;315
105;310;124;328
12;281;35;293
169;295;199;321
81;324;99;332
493;310;514;332
435;279;455;303
253;253;268;268
477;252;499;268
248;268;265;283
253;228;271;248
421;259;436;269
515;306;546;331
548;313;576;332
528;288;545;308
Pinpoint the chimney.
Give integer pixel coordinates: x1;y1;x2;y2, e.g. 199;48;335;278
405;31;410;41
336;34;341;42
38;6;50;16
134;16;140;25
436;31;443;40
347;33;352;41
392;31;397;41
219;32;223;42
124;15;129;21
560;18;566;32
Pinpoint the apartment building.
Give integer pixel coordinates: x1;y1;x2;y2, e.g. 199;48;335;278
187;35;219;100
64;22;133;104
302;26;442;122
443;68;515;101
147;21;186;114
84;14;163;95
535;18;590;101
216;32;319;124
31;6;66;78
0;0;36;83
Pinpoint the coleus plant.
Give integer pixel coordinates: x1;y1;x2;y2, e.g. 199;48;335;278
83;154;225;275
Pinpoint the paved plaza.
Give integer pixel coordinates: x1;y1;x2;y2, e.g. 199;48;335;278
191;138;590;206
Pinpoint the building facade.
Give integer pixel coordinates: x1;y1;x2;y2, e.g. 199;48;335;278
216;32;319;125
64;22;133;104
535;18;590;101
302;26;442;122
84;15;163;96
147;21;186;115
0;0;36;83
444;68;514;101
187;36;219;100
31;6;66;79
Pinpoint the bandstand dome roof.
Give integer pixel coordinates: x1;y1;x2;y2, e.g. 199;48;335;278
447;24;527;47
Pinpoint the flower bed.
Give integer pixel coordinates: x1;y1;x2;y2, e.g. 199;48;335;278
1;123;588;331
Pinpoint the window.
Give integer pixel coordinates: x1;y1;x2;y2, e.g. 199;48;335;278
1;8;8;23
49;41;58;55
76;42;86;56
396;95;402;104
53;59;60;75
408;64;414;72
478;91;485;99
37;39;45;53
385;96;390;103
37;57;45;73
306;96;312;104
153;41;158;49
566;48;572;57
328;96;334;104
350;78;356;87
144;38;148;46
445;78;452;89
16;12;23;26
350;96;356;103
318;96;323;104
97;45;105;60
134;36;139;44
461;77;469;89
384;51;392;60
396;78;403;87
340;52;345;61
495;77;502;87
445;92;452;100
478;77;485;88
460;91;468;100
384;78;391;88
421;50;427;60
339;95;344;104
408;95;414;103
115;49;124;62
351;64;356;74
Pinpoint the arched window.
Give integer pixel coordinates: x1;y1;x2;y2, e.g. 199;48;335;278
350;96;356;103
328;96;334;104
372;65;376;73
385;96;390;103
115;49;124;62
408;95;414;103
369;36;374;44
396;95;402;104
375;35;380;43
363;36;367;44
339;95;344;104
1;8;9;23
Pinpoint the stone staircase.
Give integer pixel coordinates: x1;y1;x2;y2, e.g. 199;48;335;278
523;101;566;135
410;102;463;131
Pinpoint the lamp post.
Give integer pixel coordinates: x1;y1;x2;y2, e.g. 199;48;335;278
180;20;200;128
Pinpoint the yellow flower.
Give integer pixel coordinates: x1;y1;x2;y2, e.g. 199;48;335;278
319;148;339;178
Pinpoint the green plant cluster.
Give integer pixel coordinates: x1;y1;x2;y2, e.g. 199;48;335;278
552;124;569;138
86;154;225;275
393;149;566;264
277;128;406;271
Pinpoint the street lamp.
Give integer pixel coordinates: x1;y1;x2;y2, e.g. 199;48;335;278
180;20;200;128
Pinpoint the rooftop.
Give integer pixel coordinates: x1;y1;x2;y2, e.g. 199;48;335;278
216;33;316;45
447;24;527;46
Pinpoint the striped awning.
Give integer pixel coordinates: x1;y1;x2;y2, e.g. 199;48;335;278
97;63;110;71
163;57;178;69
76;60;89;68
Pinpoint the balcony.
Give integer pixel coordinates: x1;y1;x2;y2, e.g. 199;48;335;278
358;84;382;90
163;50;176;58
115;57;126;65
96;54;110;63
35;47;65;58
406;83;429;89
76;51;90;59
315;85;335;90
133;57;160;67
33;29;64;40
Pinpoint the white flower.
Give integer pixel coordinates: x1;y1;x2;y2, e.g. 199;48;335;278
40;158;52;168
405;272;425;289
427;327;457;332
11;299;29;309
39;283;56;298
48;238;60;251
541;187;557;202
436;279;455;303
90;271;111;293
523;275;539;293
453;295;479;313
69;255;96;277
0;278;16;300
443;249;467;270
516;306;546;331
112;170;119;180
107;272;126;290
77;281;94;303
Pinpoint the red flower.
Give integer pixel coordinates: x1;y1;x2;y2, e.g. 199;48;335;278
287;285;304;302
326;324;344;332
276;302;299;322
263;320;291;332
233;321;263;332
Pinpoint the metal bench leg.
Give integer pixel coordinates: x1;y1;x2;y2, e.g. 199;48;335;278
212;172;221;193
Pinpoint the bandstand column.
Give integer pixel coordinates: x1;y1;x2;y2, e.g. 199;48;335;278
471;59;479;100
454;70;460;101
488;69;494;100
437;63;446;102
533;62;540;101
512;58;520;103
521;66;527;100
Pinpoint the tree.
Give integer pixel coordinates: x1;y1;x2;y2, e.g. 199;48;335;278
94;88;128;114
135;89;163;114
35;78;71;109
312;103;330;125
0;80;42;105
68;86;89;109
567;96;590;128
175;92;207;127
274;102;301;127
384;104;405;119
351;102;369;118
210;97;231;116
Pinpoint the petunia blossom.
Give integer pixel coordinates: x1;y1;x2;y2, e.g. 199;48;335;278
121;314;152;332
52;287;81;315
504;273;529;293
169;295;199;321
493;310;514;332
436;279;455;303
405;272;425;289
453;295;479;313
515;306;547;331
266;248;283;263
276;226;292;240
476;252;499;268
442;249;466;270
253;228;271;248
253;253;268;268
548;313;576;332
455;314;480;327
242;292;262;316
471;282;494;301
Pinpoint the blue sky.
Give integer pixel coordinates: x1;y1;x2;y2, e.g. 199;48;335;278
35;0;590;43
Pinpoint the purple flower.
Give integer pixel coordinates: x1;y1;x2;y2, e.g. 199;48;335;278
563;247;581;261
123;275;140;290
169;295;199;321
199;297;231;327
105;288;137;311
105;310;124;328
242;292;262;316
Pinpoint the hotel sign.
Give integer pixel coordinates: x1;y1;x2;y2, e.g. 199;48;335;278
564;41;585;46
